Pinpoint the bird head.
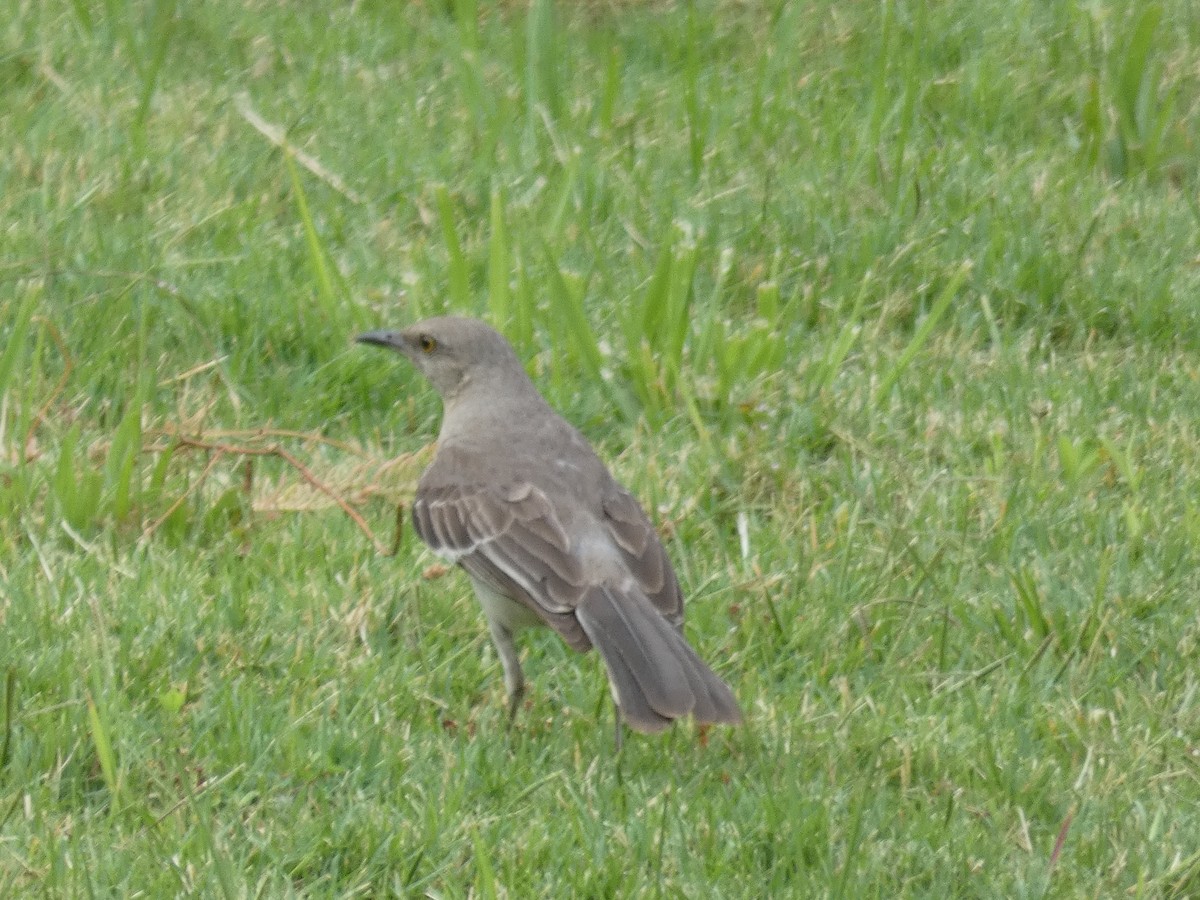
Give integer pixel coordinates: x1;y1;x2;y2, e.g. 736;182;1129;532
355;316;524;401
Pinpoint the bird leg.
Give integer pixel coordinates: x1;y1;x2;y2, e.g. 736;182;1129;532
487;619;525;725
507;680;526;725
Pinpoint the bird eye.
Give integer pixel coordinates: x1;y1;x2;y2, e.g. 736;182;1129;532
419;335;437;353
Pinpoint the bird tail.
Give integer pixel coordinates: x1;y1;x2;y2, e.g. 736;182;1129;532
574;584;743;734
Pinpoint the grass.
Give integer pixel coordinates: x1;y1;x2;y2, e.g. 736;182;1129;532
2;0;1200;894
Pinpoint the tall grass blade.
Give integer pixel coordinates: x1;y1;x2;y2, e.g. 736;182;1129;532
471;828;499;900
133;0;178;131
53;424;80;513
633;226;676;352
146;442;176;508
454;48;486;130
103;0;143;78
887;0;922;208
539;242;601;382
1099;436;1142;492
193;796;239;900
1075;547;1113;655
875;261;971;403
597;47;620;131
756;281;780;321
488;187;511;328
1010;566;1051;642
452;0;478;51
684;4;706;178
54;424;103;531
0;285;40;403
67;0;93;31
87;692;121;807
1079;73;1104;170
819;273;872;392
661;240;698;388
866;0;896;151
525;0;560;123
105;386;143;523
285;151;338;318
436;185;472;311
692;247;733;374
543;150;579;240
833;780;869;900
513;252;535;353
0;668;13;771
632;340;664;423
1116;4;1163;140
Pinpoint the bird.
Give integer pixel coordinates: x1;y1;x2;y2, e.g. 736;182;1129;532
356;316;742;743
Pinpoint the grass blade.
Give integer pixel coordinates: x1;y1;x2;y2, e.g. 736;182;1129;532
819;273;872;392
0;284;40;403
597;46;620;131
631;225;675;354
1117;4;1163;137
54;424;104;531
471;828;499;900
436;185;472;311
452;0;478;51
525;0;561;122
67;0;93;31
285;151;339;318
683;4;706;178
875;260;971;403
0;668;14;771
539;241;601;383
487;187;511;328
87;692;121;808
133;0;178;132
105;385;143;523
662;240;697;384
513;251;535;352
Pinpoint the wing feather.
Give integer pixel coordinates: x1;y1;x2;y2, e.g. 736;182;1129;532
601;485;683;625
413;481;588;618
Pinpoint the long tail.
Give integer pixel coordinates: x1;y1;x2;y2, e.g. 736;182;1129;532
575;584;742;733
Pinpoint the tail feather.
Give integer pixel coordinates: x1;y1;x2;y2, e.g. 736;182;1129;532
667;628;743;725
595;633;673;733
576;584;742;733
581;585;695;722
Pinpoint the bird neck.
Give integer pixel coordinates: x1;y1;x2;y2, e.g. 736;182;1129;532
438;366;547;444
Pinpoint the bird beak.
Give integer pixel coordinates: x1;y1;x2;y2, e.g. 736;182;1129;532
355;330;405;351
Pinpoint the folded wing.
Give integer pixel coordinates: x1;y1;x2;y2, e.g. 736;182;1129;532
600;483;684;626
412;479;593;651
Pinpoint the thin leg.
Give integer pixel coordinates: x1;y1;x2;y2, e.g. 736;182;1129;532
613;697;624;753
487;619;525;723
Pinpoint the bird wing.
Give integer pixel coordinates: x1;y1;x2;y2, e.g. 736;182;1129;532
600;483;684;626
412;479;593;651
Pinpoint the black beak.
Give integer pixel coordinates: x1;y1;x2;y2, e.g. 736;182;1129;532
355;330;404;350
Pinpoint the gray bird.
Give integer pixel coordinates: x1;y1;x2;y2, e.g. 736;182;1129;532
356;316;742;741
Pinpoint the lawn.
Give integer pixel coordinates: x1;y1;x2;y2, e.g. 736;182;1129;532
3;0;1200;895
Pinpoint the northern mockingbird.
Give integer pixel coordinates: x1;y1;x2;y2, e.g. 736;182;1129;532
357;316;742;740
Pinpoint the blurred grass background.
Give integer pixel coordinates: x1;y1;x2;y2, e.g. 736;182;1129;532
2;0;1200;895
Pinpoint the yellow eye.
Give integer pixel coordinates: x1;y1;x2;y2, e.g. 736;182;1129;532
418;334;437;353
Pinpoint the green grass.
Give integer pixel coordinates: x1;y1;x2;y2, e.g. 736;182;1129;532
3;0;1200;894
